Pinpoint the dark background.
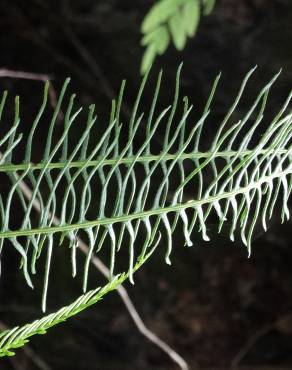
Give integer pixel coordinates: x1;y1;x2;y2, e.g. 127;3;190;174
0;0;292;369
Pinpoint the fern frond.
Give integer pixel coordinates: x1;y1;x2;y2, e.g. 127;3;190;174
0;66;291;356
0;255;151;357
140;0;216;74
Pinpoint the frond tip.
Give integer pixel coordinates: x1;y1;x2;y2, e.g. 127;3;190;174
0;65;291;356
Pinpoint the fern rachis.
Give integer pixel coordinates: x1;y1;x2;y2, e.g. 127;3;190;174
0;65;291;357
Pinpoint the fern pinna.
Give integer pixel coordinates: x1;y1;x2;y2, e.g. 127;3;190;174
0;65;291;357
140;0;216;73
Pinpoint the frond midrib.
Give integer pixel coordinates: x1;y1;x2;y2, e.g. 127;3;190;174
1;165;290;239
0;149;289;173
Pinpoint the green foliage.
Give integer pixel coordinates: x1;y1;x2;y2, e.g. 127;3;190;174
0;278;121;357
140;0;216;74
0;256;150;357
0;66;292;357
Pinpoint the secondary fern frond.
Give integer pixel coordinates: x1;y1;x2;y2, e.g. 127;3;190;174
0;65;291;356
140;0;216;73
0;276;123;358
0;252;157;358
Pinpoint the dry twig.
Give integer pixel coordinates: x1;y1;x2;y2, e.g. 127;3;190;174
231;313;292;370
0;69;63;121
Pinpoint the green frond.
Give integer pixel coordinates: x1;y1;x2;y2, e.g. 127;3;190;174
202;0;216;15
0;255;151;357
140;0;215;74
0;66;292;356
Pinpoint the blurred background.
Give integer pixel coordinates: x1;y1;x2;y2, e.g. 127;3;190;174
0;0;292;369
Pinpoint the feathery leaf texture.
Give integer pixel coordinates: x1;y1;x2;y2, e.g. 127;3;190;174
0;277;123;358
140;0;216;74
0;65;292;356
0;258;147;358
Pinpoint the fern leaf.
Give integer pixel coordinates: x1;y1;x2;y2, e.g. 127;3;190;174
0;66;292;356
183;0;200;37
169;13;188;50
203;0;216;15
141;0;185;34
140;0;215;74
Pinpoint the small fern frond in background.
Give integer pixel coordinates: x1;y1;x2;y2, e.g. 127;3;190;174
0;66;292;356
140;0;216;74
